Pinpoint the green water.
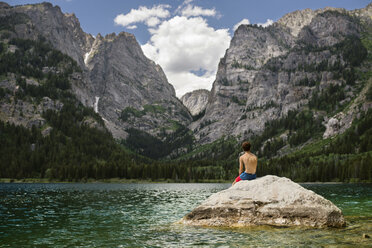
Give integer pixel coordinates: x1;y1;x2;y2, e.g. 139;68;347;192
0;183;371;247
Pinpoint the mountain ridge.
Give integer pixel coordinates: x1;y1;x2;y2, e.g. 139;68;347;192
0;1;192;140
0;1;371;182
190;3;372;149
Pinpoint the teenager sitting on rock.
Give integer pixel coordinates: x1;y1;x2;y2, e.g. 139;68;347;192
232;141;257;185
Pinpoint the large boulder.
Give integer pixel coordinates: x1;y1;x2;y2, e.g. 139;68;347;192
179;175;345;227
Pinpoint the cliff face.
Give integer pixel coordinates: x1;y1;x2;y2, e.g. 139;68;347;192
191;4;372;144
4;2;94;67
1;1;371;156
83;31;191;139
0;2;191;139
180;89;209;116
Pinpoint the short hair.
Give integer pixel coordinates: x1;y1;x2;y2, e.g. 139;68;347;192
242;141;251;151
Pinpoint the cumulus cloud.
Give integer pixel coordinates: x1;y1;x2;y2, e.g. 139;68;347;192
146;16;161;27
142;16;230;97
126;25;137;30
258;19;274;27
115;1;230;97
114;5;170;28
166;71;215;98
233;18;250;31
180;5;217;17
183;0;194;5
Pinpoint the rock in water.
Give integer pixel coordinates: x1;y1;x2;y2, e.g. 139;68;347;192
179;175;345;227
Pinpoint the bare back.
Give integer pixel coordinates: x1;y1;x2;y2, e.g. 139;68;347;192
239;152;257;174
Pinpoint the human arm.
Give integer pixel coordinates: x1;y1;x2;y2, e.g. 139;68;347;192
239;156;244;175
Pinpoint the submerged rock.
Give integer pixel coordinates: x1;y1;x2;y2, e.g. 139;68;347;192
179;175;345;228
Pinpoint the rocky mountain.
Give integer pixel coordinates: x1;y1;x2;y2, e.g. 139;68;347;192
191;3;372;148
0;1;371;182
0;2;191;140
180;89;209;116
83;31;191;139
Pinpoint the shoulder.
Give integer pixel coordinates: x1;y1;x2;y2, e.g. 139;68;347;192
249;153;257;160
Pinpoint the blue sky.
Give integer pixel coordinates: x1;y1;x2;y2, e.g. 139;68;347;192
7;0;371;96
8;0;369;43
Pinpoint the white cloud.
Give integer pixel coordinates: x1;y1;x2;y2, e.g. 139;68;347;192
127;25;137;30
146;16;161;27
183;0;194;5
115;1;230;97
175;0;194;13
180;5;216;17
233;18;250;31
258;19;274;27
114;5;170;28
167;71;215;98
142;16;230;97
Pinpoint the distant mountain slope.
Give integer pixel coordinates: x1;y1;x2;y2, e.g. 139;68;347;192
0;2;191;141
0;1;371;182
180;89;209;116
191;4;372;149
0;36;150;179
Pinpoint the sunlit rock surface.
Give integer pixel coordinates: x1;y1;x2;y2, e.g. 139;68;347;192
179;175;345;227
180;89;209;116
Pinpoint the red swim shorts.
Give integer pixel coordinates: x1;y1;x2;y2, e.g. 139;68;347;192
235;172;257;182
235;175;242;182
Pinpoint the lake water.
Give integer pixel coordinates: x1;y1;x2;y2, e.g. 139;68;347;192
0;183;371;247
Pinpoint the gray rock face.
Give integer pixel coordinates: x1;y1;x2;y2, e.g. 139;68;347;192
192;5;368;144
0;77;107;136
4;2;94;68
85;32;191;138
323;78;372;139
180;89;209;116
0;78;65;132
179;175;345;227
1;2;192;139
276;7;351;38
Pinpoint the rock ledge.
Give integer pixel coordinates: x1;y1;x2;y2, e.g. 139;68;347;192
179;175;345;227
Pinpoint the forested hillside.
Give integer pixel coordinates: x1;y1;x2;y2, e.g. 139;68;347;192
0;2;371;182
0;38;150;179
0;36;371;182
173;18;372;183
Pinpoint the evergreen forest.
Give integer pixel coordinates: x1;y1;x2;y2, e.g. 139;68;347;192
0;11;371;183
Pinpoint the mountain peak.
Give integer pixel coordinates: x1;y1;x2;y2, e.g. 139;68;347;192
0;2;10;8
194;3;370;146
277;7;347;37
1;1;192;140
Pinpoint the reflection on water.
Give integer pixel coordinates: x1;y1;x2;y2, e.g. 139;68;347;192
0;183;371;247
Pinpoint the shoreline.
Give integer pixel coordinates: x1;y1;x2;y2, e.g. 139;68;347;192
0;178;232;184
0;178;371;184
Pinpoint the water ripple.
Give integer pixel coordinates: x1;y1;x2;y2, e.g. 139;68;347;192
0;183;371;247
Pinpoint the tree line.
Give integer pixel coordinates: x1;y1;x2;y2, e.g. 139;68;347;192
0;27;371;182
